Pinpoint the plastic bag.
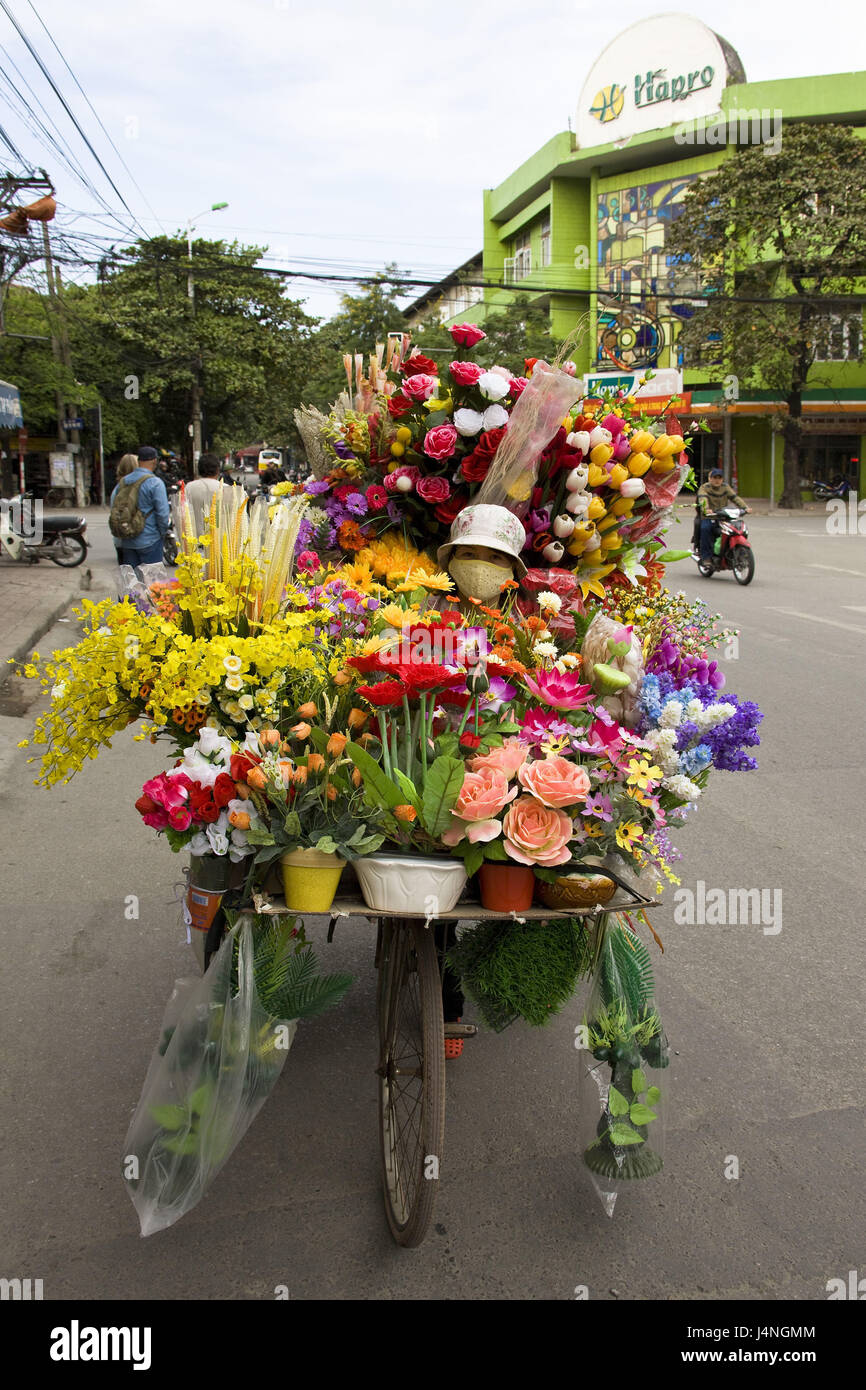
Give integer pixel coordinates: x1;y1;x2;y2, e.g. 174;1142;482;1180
576;912;668;1217
122;916;297;1236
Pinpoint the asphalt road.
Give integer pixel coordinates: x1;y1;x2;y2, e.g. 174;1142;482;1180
1;510;864;1301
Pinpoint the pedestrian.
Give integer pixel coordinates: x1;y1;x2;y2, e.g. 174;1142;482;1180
112;454;142;565
184;453;225;539
108;445;170;573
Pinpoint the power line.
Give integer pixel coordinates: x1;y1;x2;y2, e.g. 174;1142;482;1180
0;0;143;233
25;0;163;234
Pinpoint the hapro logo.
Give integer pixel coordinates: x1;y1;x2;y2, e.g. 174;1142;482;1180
49;1321;152;1371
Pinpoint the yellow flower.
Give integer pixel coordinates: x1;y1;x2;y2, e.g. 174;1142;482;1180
626;757;662;790
615;820;644;851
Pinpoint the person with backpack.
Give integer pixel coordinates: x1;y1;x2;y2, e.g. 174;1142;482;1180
108;445;170;570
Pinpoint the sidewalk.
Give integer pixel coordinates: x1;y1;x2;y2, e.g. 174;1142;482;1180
0;564;88;674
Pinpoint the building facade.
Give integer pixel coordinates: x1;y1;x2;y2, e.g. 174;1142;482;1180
430;15;866;498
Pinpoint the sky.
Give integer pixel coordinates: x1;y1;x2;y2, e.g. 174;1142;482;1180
2;0;865;324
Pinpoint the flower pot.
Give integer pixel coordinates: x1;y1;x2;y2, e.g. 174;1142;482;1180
355;854;467;915
280;849;345;912
536;870;616;911
478;863;535;913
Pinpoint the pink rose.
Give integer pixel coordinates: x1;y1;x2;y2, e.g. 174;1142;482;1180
441;767;517;846
450;323;487;348
449;360;484;386
502;795;574;866
402;373;438;402
509;376;529;399
422;423;458;460
487;365;512;382
416;474;451;503
468;737;529;780
517;755;591;808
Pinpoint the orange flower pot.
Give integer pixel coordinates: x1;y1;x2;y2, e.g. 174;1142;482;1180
478;863;535;913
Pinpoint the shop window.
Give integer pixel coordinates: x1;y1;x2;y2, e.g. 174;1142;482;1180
539;214;551;268
505;229;531;283
813;313;862;362
797;435;860;486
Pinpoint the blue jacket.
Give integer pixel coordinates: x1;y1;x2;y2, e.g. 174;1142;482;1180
110;468;170;551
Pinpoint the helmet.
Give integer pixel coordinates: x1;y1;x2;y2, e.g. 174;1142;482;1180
437;503;527;579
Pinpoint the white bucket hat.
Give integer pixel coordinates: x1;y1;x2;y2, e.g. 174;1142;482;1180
437;503;527;579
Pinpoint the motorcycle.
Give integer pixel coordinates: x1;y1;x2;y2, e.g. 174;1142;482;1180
812;476;853;501
0;492;89;568
691;507;754;585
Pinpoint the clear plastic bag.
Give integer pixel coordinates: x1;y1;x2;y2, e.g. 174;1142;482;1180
122;916;297;1236
576;912;668;1216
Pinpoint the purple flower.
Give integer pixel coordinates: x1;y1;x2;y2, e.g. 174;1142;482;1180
519;707;577;746
386;500;402;523
345;492;368;517
331;441;355;460
304;479;331;496
584;792;613;822
527;508;551;532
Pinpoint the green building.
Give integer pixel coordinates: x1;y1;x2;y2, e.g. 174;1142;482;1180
409;15;866;499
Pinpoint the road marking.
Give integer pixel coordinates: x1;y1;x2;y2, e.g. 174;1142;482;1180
842;606;866;613
766;607;866;635
809;564;866;578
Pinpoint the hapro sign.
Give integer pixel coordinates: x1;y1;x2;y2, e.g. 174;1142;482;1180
577;14;744;149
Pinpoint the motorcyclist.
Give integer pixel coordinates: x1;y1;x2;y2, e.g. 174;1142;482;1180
695;469;751;562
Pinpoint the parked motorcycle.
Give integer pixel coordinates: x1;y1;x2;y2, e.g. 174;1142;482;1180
812;476;853;501
691;507;754;585
0;492;89;568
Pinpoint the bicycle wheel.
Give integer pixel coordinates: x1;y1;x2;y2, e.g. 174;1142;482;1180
731;545;755;585
377;917;445;1247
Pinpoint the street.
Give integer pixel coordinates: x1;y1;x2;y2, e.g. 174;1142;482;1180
1;509;864;1301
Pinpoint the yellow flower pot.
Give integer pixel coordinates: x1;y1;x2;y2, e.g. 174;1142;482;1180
280;849;345;912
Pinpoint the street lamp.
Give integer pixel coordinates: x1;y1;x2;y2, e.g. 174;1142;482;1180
186;202;229;472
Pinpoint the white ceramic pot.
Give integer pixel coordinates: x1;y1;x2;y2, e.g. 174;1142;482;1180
355;854;467;914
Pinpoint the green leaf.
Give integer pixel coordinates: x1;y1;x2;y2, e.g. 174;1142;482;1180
629;1103;658;1125
284;810;301;838
632;1067;647;1095
188;1082;212;1116
483;732;504;748
608;1123;645;1146
660;549;691;564
308;726;329;754
434;731;459;758
149;1103;188;1131
608;1085;629;1117
463;841;484;877
392;767;421;810
483;838;509;862
345;741;403;809
425;409;448;428
646;1086;661;1104
314;835;337;854
245;825;276;845
421;755;465;837
162;1132;200;1155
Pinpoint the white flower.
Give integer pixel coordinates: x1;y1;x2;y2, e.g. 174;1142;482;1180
223;655;243;674
685;699;703;722
243;730;260;754
559;653;580;669
662;773;701;802
194;689;212;707
454;408;484;437
224;674;243;692
537;591;562;614
477;371;510;402
660;700;683;729
188;830;210;856
206;826;230;856
51;681;67;699
703;702;735;728
481;404;509;431
532;641;558;659
238;693;254;711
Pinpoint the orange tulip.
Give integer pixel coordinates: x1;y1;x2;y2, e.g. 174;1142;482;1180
306;752;326;773
228;810;251;830
291;765;308;785
297;701;317;718
235;782;251;800
326;783;338;801
327;732;348;757
394;804;417;823
351;768;362;788
247;766;267;791
332;670;351;687
277;760;293;786
291;721;312;740
347;708;367;730
259;729;280;748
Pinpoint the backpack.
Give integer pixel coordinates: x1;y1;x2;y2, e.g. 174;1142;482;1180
109;475;147;539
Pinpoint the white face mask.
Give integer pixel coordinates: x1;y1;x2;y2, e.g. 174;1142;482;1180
449;555;513;603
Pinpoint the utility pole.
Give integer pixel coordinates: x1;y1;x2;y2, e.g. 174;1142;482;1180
185;203;228;476
42;223;85;505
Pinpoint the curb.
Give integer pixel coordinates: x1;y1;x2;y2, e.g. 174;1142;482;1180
6;587;82;670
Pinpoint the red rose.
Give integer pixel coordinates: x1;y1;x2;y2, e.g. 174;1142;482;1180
402;373;438;402
357;680;406;708
434;492;468;525
460;453;490;483
230;751;261;782
198;798;221;824
347;651;388;674
134;792;158;816
383;466;418;493
213;772;236;807
422;423;457;460
473;426;506;462
449;360;484;386
387;393;413;418
450;323;487;348
459;732;482;750
400;353;438;376
417;474;451;503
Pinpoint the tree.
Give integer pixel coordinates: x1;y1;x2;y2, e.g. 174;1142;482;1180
666;124;866;507
72;235;321;457
412;292;562;378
